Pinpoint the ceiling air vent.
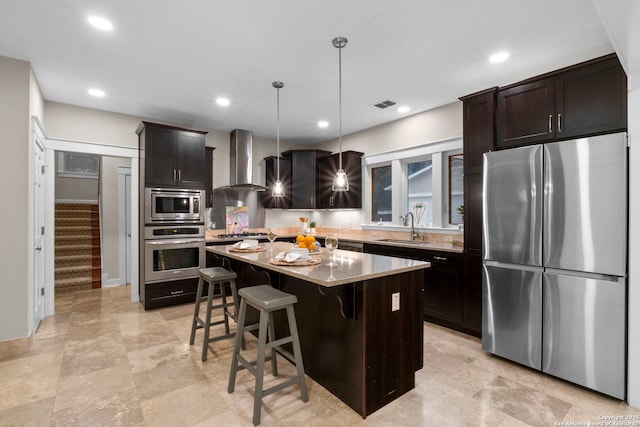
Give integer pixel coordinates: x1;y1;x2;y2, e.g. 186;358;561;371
373;99;397;109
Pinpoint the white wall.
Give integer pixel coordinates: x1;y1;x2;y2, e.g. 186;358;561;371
100;156;131;285
265;101;463;228
0;56;33;341
628;85;640;408
590;0;640;409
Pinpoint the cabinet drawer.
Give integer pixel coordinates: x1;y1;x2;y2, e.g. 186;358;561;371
144;277;199;309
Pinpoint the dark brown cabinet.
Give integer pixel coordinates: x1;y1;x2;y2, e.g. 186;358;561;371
458;89;496;337
461;88;496;174
137;121;207;189
205;147;214;207
362;243;465;332
317;151;363;209
282;149;331;209
261;156;292;209
497;54;627;149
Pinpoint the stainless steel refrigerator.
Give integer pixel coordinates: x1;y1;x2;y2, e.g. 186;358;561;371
482;132;627;399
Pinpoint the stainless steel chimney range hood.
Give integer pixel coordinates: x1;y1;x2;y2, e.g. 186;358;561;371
218;129;267;191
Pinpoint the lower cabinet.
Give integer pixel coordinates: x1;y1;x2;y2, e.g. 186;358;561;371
144;277;200;310
363;243;468;333
422;252;463;327
462;253;482;336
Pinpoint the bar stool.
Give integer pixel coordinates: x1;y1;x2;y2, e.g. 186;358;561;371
189;267;239;362
228;285;308;426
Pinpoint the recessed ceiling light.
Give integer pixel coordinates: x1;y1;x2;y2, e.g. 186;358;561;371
88;88;105;98
88;15;113;31
317;121;329;128
216;97;230;107
489;51;509;64
398;106;410;113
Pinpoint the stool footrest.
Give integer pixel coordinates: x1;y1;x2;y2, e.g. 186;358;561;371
262;377;303;399
207;332;237;344
236;354;275;378
266;336;293;350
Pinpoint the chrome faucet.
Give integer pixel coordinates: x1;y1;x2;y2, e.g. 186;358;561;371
402;212;419;240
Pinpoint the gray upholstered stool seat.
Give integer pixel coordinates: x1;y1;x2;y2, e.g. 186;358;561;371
228;285;308;426
189;267;239;362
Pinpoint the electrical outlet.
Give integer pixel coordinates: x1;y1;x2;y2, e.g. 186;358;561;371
392;292;400;311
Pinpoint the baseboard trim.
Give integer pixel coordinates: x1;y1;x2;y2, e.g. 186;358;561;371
55;199;98;204
103;277;124;288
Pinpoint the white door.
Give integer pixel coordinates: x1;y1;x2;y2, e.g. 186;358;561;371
33;138;45;331
125;173;132;285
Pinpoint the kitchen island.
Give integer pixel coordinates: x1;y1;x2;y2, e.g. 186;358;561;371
207;242;430;418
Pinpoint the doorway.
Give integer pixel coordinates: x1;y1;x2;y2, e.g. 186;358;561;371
39;133;139;316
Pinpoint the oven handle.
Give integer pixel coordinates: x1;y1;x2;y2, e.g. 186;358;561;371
146;238;205;245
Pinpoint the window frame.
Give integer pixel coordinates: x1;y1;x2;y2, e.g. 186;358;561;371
362;136;463;230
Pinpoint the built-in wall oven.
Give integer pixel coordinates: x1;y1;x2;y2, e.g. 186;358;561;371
145;188;205;224
144;225;205;283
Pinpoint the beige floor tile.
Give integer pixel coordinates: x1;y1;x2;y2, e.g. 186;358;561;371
0;350;63;411
59;331;128;377
53;364;136;413
140;380;230;427
129;341;207;401
474;375;571;427
119;316;178;352
0;397;55;427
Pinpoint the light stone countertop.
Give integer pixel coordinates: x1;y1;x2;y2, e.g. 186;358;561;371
206;241;430;288
206;232;464;253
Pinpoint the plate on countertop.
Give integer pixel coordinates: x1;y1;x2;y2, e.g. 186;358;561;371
269;256;322;266
229;245;267;253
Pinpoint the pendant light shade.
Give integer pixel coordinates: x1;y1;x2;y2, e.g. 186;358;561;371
272;81;285;198
332;36;349;192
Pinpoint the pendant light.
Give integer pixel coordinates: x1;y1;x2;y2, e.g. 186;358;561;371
332;36;349;192
272;81;285;197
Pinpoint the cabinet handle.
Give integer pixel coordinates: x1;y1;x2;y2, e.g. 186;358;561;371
329;196;334;207
173;169;177;181
548;114;553;133
433;256;448;261
178;170;181;181
557;113;562;132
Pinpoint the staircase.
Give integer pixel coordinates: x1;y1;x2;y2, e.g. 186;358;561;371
55;203;102;293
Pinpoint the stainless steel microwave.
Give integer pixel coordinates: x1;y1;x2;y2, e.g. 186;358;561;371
145;188;205;224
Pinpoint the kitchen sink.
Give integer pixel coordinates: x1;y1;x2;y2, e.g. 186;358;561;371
374;238;433;246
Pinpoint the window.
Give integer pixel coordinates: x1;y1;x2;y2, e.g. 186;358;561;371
449;154;464;224
58;152;100;178
407;160;432;226
363;137;463;229
372;165;392;222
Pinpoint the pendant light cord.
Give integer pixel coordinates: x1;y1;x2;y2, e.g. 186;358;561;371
276;84;280;180
338;42;343;171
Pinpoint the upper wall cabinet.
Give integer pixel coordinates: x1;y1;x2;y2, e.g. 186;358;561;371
460;88;497;175
497;54;627;149
317;151;364;209
261;156;292;209
137;121;208;189
281;149;331;209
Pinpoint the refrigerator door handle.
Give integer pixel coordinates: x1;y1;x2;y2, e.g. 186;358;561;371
484;260;544;273
544;268;625;284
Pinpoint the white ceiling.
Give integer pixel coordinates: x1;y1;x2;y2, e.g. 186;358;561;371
0;0;614;144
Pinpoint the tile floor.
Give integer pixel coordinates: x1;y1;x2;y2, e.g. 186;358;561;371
0;285;637;426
